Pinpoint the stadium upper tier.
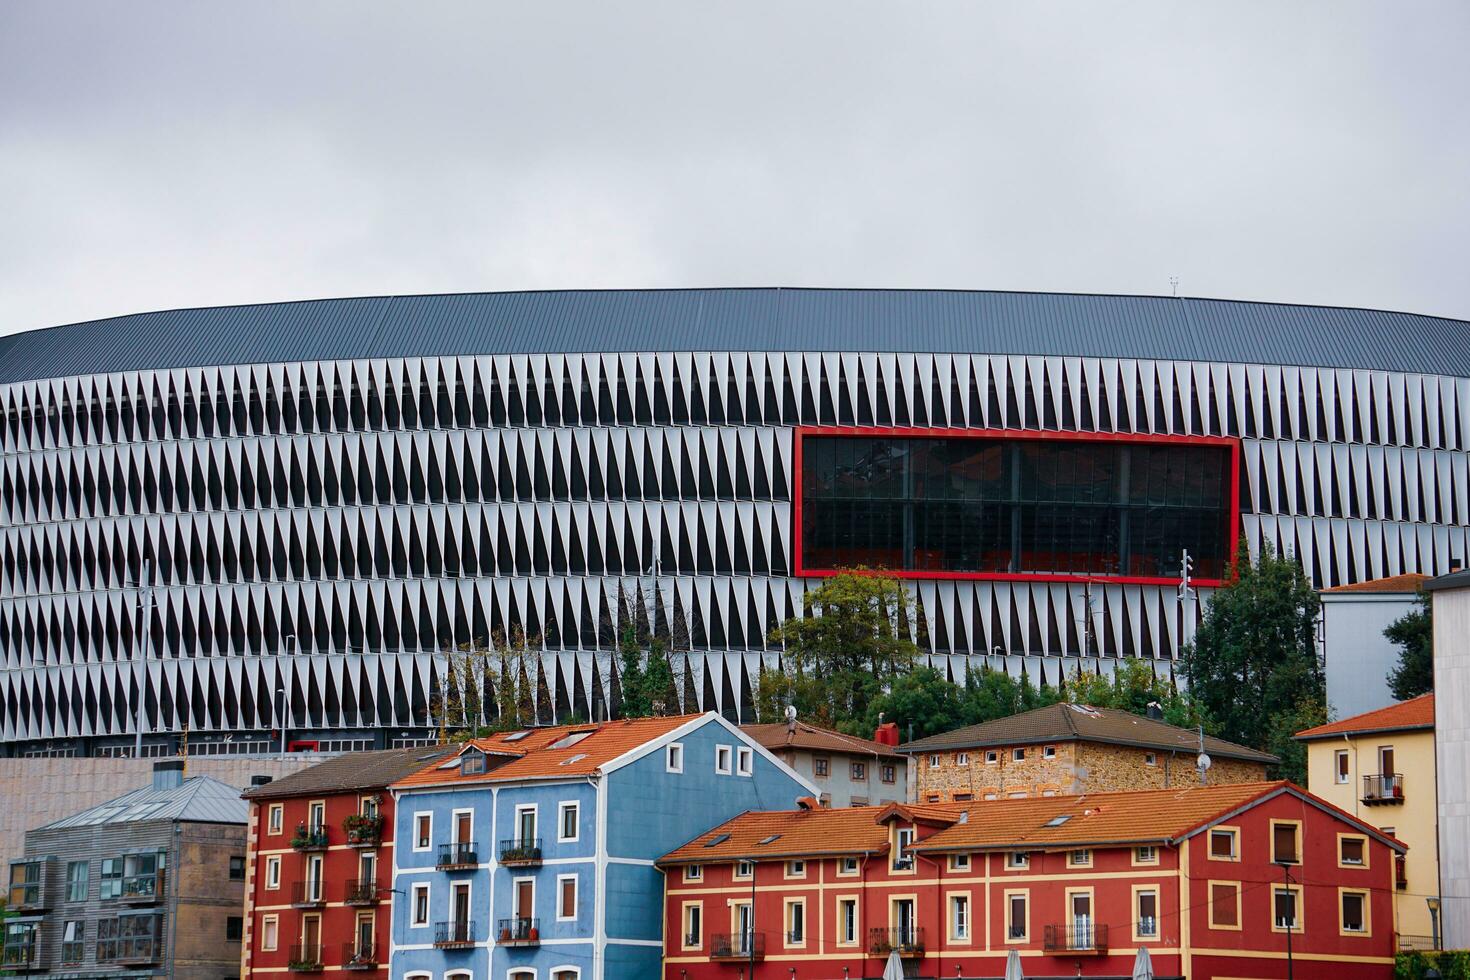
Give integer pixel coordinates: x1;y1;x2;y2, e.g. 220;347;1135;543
3;288;1469;383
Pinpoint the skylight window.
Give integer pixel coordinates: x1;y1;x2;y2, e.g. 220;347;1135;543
503;731;531;742
1044;815;1072;827
756;834;781;845
558;753;589;765
551;731;593;750
704;834;731;847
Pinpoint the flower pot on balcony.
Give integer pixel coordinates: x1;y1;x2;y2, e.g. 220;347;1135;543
499;928;512;943
527;926;539;942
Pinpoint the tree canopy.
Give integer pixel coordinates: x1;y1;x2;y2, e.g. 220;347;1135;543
1385;592;1434;701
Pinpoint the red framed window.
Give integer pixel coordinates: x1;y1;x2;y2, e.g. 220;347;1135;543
794;427;1239;585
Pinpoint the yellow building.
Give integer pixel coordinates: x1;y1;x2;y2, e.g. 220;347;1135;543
1297;693;1438;947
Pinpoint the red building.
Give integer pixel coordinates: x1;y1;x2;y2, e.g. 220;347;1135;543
659;781;1403;979
240;746;451;980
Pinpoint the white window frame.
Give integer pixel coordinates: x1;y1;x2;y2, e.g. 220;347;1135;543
736;745;754;776
410;882;430;927
1335;749;1351;784
734;860;754;880
1006;851;1029;870
412;812;432;852
260;913;278;951
1145;752;1158;766
683;864;703;882
404;974;432;980
955;752;968;766
1012;748;1025;762
450;807;474;845
785;860;806;879
1043;745;1057;759
445;972;473;980
513;875;536;917
949;853;971;872
515;803;538;845
715;745;733;775
548;968;581;980
507;971;536;980
666;742;684;773
555;873;578;922
986;750;999;764
267;804;283;835
838;896;859;945
929;753;941;769
950;893;970;941
558;802;580;843
838;856;859;876
265;855;281;890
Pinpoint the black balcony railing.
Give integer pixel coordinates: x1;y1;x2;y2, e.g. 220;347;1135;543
345;879;379;905
343;816;383;847
434;921;475;948
288;944;324;971
1043;923;1109;954
342;942;378;969
121;872;164;901
0;941;37;968
291;880;327;906
497;917;540;945
710;932;765;960
437;842;478;868
291;826;330;851
498;838;542;865
868;926;925;956
1363;773;1405;804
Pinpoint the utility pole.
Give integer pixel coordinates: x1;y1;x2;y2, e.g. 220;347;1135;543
1277;861;1295;980
133;559;154;758
1177;549;1195;655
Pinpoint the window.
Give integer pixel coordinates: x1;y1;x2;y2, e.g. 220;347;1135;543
929;754;941;769
1144;752;1157;766
880;764;896;783
1067;849;1092;868
61;920;85;963
892;828;915;871
1339;834;1367;867
551;969;580;980
411;883;430;927
1005;891;1028;941
268;804;283;835
949;853;971;872
819;792;832;807
715;745;733;775
838;856;859;876
1336;749;1350;784
666;743;684;773
1134;888;1159;940
1341;890;1369;934
736;746;754;776
508;971;535;980
1208;827;1238;860
814;757;830;777
798;433;1233;579
838;897;858;945
360;796;380;819
414;813;432;851
1043;745;1056;759
308;801;326;832
851;761;867;780
261;915;279;951
682;902;703;949
1271;821;1301;864
557;874;578;921
1134;845;1159;865
265;856;281;889
1012;748;1025;762
950;894;970;940
786;860;806;878
1209;881;1241;929
785;899;806;946
955;753;969;767
227;916;243;941
229;855;246;881
100;858;123;899
851;796;869;807
1006;851;1029;870
985;750;999;764
734;860;754;879
559;802;580;842
1273;886;1301;931
66;861;88;902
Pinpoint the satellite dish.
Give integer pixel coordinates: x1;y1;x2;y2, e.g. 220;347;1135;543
1197;752;1212;771
784;705;798;724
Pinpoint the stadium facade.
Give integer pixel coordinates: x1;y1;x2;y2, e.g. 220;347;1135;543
2;288;1469;758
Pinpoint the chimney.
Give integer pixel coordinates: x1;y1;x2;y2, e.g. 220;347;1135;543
796;796;819;811
250;775;273;787
152;760;185;792
1146;702;1164;722
872;722;899;747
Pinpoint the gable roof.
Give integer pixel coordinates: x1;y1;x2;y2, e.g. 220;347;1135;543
898;703;1278;764
1322;572;1428;594
242;746;455;799
741;720;903;759
38;775;247;830
656;802;965;865
391;713;704;789
1294;693;1435;741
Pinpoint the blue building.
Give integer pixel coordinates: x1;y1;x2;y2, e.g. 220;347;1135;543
388;712;814;980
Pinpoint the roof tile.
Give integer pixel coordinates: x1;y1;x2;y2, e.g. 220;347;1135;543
1295;693;1435;740
741;721;902;759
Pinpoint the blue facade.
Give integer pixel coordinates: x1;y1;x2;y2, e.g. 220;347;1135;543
389;714;813;980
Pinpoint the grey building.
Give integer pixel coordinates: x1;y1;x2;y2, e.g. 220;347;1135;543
1321;573;1426;717
1426;569;1470;949
741;719;906;807
3;761;248;980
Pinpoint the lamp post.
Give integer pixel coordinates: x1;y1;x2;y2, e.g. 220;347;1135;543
132;559;155;758
277;634;296;756
1276;860;1295;980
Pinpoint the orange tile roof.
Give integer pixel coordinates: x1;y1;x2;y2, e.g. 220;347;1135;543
658;803;960;865
392;713;702;789
1323;573;1428;594
742;720;903;759
1295;693;1435;741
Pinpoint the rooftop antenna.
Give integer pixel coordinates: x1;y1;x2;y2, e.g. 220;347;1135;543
1169;276;1181;298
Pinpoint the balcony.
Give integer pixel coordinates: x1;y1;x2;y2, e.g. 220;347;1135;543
345;879;379;906
6;876;44;912
434;921;476;949
710;932;765;961
291;826;330;851
342;942;378;970
498;838;542;867
1397;854;1409;891
437;842;479;870
344;816;384;848
497;917;539;947
1043;923;1110;955
291;880;328;908
120;872;165;903
288;944;324;972
0;941;37;969
869;926;925;958
115;938;163;965
1363;773;1405;805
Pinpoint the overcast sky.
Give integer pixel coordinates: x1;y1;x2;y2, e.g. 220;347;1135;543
1;2;1468;335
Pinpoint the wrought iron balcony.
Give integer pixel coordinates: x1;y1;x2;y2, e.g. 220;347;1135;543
342;942;378;970
1043;923;1109;954
710;932;765;961
498;838;542;866
868;926;925;957
291;826;330;851
344;879;379;906
437;842;478;869
344;815;384;847
497;917;540;946
1363;773;1405;805
288;944;324;971
291;880;328;907
434;921;475;948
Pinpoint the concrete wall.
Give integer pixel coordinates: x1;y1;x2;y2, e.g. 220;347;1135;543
1323;591;1419;717
1434;586;1470;948
0;755;332;876
769;748;906;807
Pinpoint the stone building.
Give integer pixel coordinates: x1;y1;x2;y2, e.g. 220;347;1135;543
741;719;907;807
4;761;249;980
898;703;1276;802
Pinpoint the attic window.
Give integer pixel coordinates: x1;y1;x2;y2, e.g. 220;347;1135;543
757;834;781;845
551;731;594;750
461;751;486;775
704;834;731;847
1044;815;1072;827
558;753;588;766
503;731;531;742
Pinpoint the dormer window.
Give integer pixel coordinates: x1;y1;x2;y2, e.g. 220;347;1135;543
460;750;486;775
892;828;915;871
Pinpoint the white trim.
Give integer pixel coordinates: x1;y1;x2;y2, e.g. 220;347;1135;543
548;967;583;980
736;745;754;776
558;800;580;843
514;802;539;844
604;937;663;947
556;872;579;922
715;744;733;775
409;882;431;928
666;742;684;773
450;806;474;846
604;856;656;867
594;775;607;980
597;712;822;798
411;811;432;852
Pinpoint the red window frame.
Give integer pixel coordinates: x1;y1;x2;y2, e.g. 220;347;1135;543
792;426;1241;587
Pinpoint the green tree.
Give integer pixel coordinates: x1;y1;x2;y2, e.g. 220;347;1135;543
1182;541;1325;783
1058;659;1203;729
1385;592;1434;700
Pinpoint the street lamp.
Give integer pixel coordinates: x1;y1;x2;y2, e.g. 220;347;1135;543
1276;860;1295;980
130;559;156;758
277;634;297;756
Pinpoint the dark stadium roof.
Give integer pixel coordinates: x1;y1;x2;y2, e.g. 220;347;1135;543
2;287;1469;384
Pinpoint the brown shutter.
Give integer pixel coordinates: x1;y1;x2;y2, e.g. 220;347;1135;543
1273;823;1298;862
1210;883;1238;926
1341;837;1364;864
